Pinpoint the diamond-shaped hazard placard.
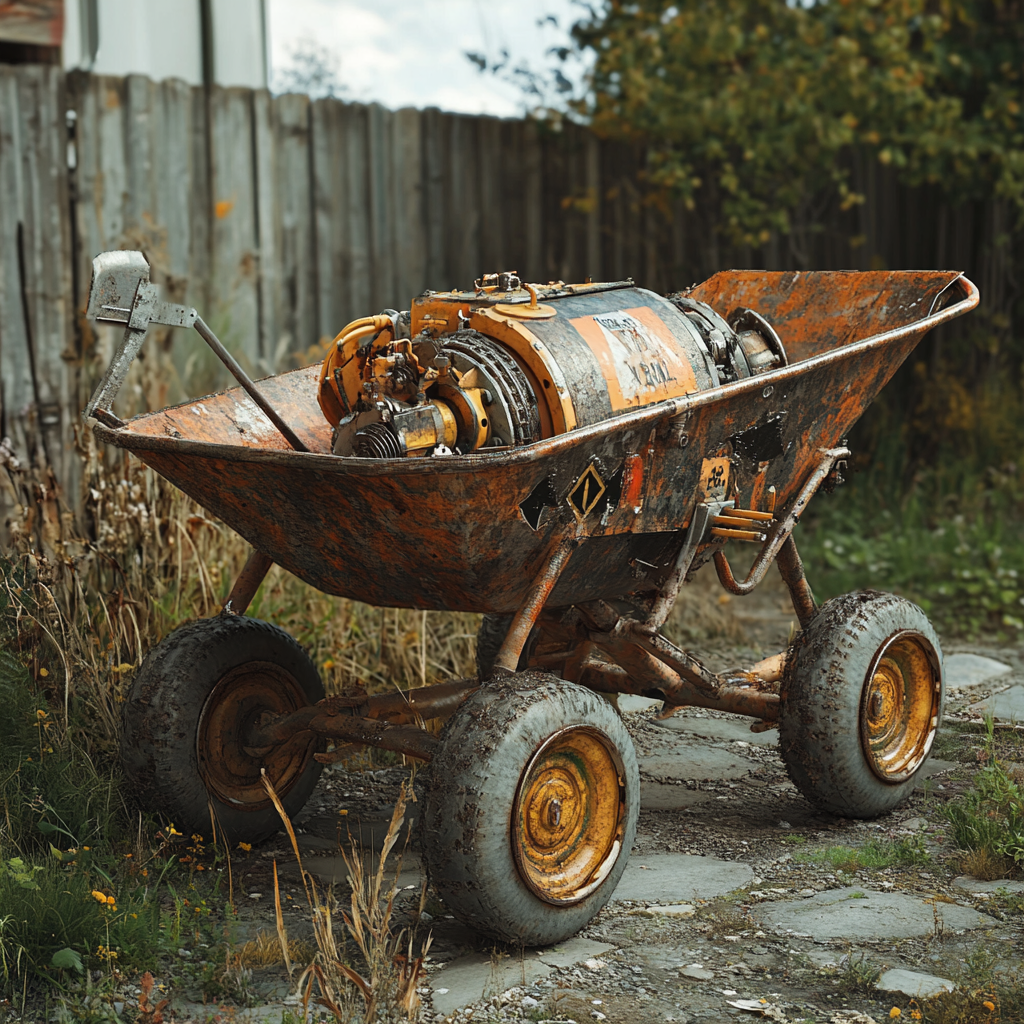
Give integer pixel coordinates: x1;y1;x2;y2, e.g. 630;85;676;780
568;463;607;519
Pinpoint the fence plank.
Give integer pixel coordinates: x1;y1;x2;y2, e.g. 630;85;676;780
340;102;371;320
15;66;73;490
367;103;396;311
0;68;35;470
208;86;260;369
421;107;446;289
252;88;278;369
273;92;316;355
311;95;344;345
392;106;425;305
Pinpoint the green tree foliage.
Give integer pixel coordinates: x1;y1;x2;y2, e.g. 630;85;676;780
573;0;1024;246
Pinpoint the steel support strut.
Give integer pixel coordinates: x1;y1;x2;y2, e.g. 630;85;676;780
224;549;275;615
775;535;817;629
547;602;780;724
714;446;849;597
491;532;577;677
246;677;480;763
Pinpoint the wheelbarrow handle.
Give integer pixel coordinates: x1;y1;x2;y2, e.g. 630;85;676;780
83;250;309;453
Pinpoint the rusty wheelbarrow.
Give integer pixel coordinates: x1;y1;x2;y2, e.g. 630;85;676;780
84;252;977;945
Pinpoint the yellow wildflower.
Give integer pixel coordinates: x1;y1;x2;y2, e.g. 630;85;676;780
890;1011;901;1020
91;890;107;904
984;1001;996;1012
237;842;252;852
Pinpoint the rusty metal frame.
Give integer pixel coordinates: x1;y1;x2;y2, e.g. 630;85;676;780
247;677;479;763
492;532;578;677
713;446;849;597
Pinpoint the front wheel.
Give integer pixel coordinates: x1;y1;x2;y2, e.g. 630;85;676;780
421;672;639;946
121;615;324;843
779;590;943;818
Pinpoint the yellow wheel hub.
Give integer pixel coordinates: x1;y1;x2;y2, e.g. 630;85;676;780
513;727;626;905
860;631;941;783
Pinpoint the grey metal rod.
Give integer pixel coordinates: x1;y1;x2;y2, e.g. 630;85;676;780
193;315;309;453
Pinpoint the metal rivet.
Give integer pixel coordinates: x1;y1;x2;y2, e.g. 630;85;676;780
762;385;774;398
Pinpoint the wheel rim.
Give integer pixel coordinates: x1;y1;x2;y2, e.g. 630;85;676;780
860;631;941;783
513;726;626;905
197;661;317;811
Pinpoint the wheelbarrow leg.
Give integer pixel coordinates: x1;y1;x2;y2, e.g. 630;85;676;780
491;534;576;677
775;535;816;629
223;549;274;615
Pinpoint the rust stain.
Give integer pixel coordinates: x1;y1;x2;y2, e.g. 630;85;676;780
214;199;235;219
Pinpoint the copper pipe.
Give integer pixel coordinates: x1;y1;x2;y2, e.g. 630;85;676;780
492;533;576;676
776;535;817;628
224;549;274;615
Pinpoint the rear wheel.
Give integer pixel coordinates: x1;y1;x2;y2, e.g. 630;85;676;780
121;615;324;843
779;590;942;818
421;671;639;946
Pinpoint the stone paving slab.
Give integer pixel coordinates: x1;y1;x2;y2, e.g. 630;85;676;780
640;746;757;782
758;887;998;941
428;937;614;1017
919;757;957;778
876;969;955;999
612;852;754;903
945;653;1013;688
969;684;1024;723
654;714;779;746
640;780;712;811
954;876;1024;895
617;694;664;713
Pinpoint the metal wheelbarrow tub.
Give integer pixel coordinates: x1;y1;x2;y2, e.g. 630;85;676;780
93;269;977;614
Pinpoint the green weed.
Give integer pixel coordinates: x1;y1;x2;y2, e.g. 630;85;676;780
831;951;880;995
802;455;1024;639
797;836;931;873
944;760;1024;875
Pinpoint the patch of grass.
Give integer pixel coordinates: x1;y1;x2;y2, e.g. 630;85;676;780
802;454;1024;640
797;836;931;873
932;722;990;763
265;773;432;1023
943;726;1024;877
832;951;880;995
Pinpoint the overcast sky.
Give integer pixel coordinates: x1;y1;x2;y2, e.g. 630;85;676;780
267;0;589;116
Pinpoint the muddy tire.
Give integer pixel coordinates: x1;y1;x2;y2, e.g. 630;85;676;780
475;614;538;680
779;590;943;818
121;615;324;844
421;671;639;946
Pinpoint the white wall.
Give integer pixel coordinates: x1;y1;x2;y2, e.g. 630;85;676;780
62;0;267;88
211;0;268;89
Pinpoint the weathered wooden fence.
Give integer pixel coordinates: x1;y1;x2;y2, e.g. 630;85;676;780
0;64;1014;531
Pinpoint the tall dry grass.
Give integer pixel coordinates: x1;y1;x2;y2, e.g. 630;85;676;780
1;426;481;760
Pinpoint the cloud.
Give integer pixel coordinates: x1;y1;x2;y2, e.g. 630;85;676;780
268;0;584;115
